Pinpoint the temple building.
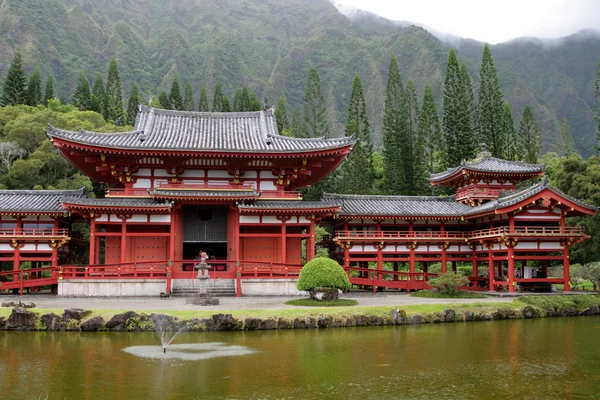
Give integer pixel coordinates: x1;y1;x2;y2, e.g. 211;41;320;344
0;107;595;296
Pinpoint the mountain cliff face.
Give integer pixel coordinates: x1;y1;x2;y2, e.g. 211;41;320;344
0;0;598;155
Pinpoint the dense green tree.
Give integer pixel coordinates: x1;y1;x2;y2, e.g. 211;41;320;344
158;90;169;109
183;82;194;111
240;86;250;111
290;108;304;138
302;67;329;138
1;49;28;106
43;75;55;106
339;75;373;194
212;81;223;112
458;63;477;156
105;58;125;124
274;96;290;133
222;95;231;112
249;90;261;111
198;86;209;111
126;83;140;126
169;77;183;111
403;79;419;195
501;103;520;160
90;74;105;114
518;105;540;163
547;153;600;264
478;44;505;156
595;57;600;155
382;54;406;194
416;82;443;194
557;117;575;157
72;71;91;111
233;87;242;111
26;67;43;106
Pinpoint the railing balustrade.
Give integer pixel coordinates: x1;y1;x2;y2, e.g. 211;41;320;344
0;228;69;237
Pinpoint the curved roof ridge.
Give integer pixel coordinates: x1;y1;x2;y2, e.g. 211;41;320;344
429;156;545;182
138;105;274;118
323;192;456;202
0;187;86;196
47;124;143;137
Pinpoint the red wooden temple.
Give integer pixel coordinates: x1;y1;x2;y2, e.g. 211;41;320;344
0;107;595;296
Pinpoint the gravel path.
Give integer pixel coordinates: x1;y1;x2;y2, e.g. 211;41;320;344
0;293;511;312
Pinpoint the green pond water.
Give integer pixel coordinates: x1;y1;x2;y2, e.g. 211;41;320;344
1;317;600;399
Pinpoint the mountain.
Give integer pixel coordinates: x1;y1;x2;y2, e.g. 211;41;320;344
0;0;598;155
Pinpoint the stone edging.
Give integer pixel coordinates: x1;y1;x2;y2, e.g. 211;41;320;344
1;303;599;332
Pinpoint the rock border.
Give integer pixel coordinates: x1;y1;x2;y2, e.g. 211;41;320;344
2;303;599;332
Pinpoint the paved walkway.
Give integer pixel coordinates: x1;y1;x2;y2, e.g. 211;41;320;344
0;293;513;312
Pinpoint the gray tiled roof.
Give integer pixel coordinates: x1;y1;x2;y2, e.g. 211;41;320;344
46;106;356;153
0;188;86;213
151;189;258;198
61;197;172;208
324;193;471;217
429;154;545;183
238;200;341;210
467;178;597;215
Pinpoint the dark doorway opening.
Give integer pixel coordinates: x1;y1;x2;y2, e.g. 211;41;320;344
182;242;228;271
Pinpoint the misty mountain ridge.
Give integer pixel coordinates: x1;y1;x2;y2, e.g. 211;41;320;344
0;0;599;156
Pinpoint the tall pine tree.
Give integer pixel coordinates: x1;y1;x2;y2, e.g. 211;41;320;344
183;82;194;111
557;117;575;157
233;88;242;111
212;81;223;112
274;96;289;133
290;108;304;138
249;90;261;111
240;86;250;111
340;75;373;194
458;63;476;157
501;103;520;160
1;49;28;106
158;90;169;109
302;67;329;138
443;49;461;167
126;83;140;126
382;54;406;194
595;57;600;155
198;86;209;111
105;58;125;124
416;82;443;194
26;67;42;106
169;77;183;111
478;44;505;156
519;105;540;164
222;95;231;112
90;74;105;114
72;71;91;111
43;75;54;106
403;79;419;195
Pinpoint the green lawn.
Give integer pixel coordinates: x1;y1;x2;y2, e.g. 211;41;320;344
411;290;488;299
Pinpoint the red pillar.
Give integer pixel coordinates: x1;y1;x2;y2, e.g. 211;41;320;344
89;216;96;266
307;218;316;262
343;245;350;268
280;218;287;264
375;244;383;293
441;246;447;273
471;247;477;277
563;244;571;292
488;244;495;291
507;244;515;293
120;218;127;265
167;211;175;295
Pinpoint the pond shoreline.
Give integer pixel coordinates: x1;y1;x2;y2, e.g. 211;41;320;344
1;295;599;332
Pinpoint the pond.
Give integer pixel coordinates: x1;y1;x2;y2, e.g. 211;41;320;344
1;317;599;399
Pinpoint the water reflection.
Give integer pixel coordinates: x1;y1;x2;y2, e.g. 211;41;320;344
1;318;600;399
122;342;257;360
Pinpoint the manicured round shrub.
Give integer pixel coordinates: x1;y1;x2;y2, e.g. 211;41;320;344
296;257;351;293
428;272;469;296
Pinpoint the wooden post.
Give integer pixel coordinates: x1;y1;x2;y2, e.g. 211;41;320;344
471;247;477;277
452;261;457;273
441;247;447;273
488;244;495;291
507;244;515;293
393;261;398;281
375;244;383;293
563;244;570;292
307;218;316;262
89;216;96;266
280;218;287;264
120;218;127;266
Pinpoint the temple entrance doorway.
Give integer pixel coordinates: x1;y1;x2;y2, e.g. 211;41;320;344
182;205;228;271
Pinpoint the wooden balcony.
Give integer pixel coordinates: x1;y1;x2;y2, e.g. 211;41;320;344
455;187;506;202
0;228;70;240
156;182;255;191
258;190;302;200
334;226;586;243
105;188;152;198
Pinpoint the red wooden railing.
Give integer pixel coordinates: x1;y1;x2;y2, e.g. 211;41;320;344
335;226;586;242
0;228;69;237
456;187;506;201
0;266;58;295
60;261;169;279
258;190;302;200
156;182;255;191
105;188;151;197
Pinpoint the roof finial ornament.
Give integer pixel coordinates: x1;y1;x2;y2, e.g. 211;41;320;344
476;143;492;160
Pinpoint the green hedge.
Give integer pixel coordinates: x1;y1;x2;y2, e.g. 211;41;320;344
297;257;351;292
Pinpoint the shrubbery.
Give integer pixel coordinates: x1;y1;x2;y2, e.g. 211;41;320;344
297;257;351;295
428;272;469;296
